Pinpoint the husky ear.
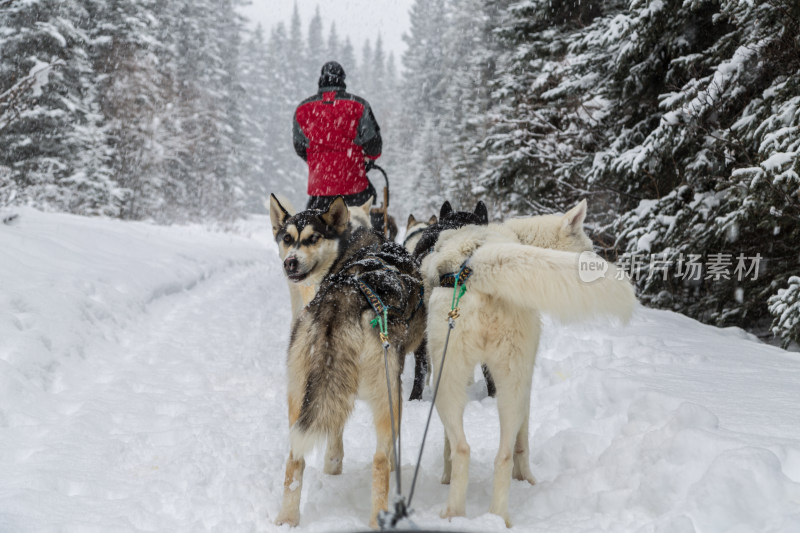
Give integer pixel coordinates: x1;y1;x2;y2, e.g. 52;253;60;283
320;196;350;233
439;201;453;220
562;199;588;234
359;195;374;216
269;193;291;237
474;201;489;224
407;213;417;228
427;214;438;225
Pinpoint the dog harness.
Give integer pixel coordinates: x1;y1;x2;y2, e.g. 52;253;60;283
402;226;428;249
438;261;473;319
352;255;424;342
438;263;473;288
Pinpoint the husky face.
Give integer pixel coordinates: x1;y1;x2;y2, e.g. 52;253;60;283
270;194;349;285
403;213;437;254
347;196;374;230
412;200;490;261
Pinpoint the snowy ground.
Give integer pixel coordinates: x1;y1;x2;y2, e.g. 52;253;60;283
1;208;799;533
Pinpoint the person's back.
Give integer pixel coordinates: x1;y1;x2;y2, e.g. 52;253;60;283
293;61;382;210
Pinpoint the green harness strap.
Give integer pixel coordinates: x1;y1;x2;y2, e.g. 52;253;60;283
443;263;472;318
370;307;389;344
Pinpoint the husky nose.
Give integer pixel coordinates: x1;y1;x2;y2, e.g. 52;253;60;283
284;257;299;274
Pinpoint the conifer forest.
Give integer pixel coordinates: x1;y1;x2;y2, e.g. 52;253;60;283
1;0;799;346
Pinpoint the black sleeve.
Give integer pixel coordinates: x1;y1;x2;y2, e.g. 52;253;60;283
293;109;309;161
355;103;382;158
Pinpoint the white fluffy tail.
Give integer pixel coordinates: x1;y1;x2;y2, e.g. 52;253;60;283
289;425;325;458
464;243;636;323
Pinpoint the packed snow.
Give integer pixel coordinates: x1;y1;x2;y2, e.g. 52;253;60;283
1;208;799;532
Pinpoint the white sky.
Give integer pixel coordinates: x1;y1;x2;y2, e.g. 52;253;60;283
241;0;413;60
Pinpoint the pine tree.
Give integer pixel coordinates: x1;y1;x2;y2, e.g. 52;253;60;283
306;6;324;82
261;21;308;207
361;39;374;97
239;24;276;212
93;0;178;219
603;0;800;332
770;277;800;348
395;0;448;214
327;23;340;61
0;0;118;215
471;0;612;217
287;2;307;96
339;37;358;87
371;35;386;101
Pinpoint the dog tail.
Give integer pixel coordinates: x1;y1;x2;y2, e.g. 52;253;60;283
463;243;636;323
289;315;361;457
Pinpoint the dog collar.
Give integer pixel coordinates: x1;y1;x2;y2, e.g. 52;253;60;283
439;262;473;288
402;226;428;248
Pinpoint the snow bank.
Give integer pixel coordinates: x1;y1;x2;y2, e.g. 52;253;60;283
1;208;799;532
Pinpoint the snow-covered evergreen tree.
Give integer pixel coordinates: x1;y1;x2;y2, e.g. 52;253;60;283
239;25;276;213
604;0;800;331
0;0;118;215
306;6;324;82
470;0;610;217
395;0;798;343
770;277;800;348
394;0;448;214
360;39;374;97
339;37;358;85
326;23;340;61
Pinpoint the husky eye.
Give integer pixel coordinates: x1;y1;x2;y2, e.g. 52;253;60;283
282;234;293;245
308;233;321;245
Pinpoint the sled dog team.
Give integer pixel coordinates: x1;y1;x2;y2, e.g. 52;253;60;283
269;194;636;528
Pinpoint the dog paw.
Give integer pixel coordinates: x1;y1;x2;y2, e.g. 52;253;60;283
440;506;464;520
512;471;536;485
440;472;451;484
275;511;299;527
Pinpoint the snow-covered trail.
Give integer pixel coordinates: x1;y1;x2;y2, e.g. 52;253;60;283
1;216;287;531
2;209;800;532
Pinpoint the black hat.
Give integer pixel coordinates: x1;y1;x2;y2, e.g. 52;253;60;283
319;61;346;89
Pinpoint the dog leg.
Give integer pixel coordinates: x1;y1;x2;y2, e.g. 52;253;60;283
368;398;397;528
362;344;402;528
512;414;536;485
441;435;452;484
409;343;427;401
440;413;469;519
276;382;305;526
324;427;344;475
435;368;470;519
275;451;305;526
488;373;531;527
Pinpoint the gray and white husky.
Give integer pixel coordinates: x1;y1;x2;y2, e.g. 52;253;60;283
269;195;426;528
269;194;374;322
421;200;636;526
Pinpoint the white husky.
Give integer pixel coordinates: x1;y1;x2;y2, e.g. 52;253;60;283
421;200;636;526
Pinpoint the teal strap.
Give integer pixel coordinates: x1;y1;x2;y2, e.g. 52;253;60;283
370;307;389;343
450;264;471;313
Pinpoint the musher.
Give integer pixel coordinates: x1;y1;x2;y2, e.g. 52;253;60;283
293;61;382;210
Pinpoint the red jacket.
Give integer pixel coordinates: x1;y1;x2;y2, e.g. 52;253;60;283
293;88;382;197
